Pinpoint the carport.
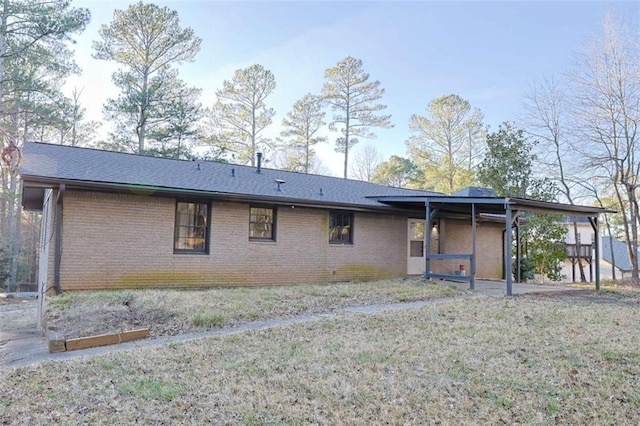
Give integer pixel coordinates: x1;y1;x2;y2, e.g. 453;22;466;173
371;195;609;296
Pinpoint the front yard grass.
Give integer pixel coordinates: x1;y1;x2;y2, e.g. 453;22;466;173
45;277;462;339
3;291;640;424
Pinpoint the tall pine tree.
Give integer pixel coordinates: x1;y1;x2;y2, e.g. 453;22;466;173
210;64;276;166
93;2;201;155
322;56;392;179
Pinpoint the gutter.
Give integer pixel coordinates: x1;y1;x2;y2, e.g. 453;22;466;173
21;176;423;216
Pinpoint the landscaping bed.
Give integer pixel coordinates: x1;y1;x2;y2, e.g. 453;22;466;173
45;278;461;339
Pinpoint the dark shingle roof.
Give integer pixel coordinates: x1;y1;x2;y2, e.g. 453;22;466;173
602;237;638;272
21;142;439;209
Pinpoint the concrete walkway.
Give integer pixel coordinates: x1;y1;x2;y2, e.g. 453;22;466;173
0;281;585;369
446;279;585;297
1;296;479;369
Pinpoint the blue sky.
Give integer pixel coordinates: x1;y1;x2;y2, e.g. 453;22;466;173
67;1;638;176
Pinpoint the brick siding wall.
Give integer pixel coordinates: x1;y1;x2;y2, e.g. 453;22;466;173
56;190;409;290
429;218;504;279
47;190;506;290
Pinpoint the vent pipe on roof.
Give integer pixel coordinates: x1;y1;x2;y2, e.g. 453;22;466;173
197;163;201;171
256;152;262;173
231;168;235;177
319;188;324;196
275;179;285;192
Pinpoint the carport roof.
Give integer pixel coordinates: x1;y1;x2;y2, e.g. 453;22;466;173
370;195;611;217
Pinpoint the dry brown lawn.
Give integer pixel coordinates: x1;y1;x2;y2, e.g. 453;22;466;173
2;289;640;424
45;278;460;338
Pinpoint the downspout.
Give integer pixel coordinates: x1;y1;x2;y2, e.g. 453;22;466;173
52;183;65;295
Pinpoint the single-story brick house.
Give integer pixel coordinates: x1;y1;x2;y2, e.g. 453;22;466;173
21;142;607;295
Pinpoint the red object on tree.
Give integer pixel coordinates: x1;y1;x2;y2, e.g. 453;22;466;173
1;142;21;168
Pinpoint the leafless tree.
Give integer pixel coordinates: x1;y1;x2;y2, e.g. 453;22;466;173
350;144;382;182
525;77;589;281
570;12;639;280
577;179;620;280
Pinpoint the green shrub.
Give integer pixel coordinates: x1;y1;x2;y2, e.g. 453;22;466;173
514;257;535;282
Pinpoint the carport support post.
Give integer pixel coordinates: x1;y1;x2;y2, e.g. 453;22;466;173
424;201;431;280
515;214;521;283
590;216;600;292
505;204;513;296
471;203;476;290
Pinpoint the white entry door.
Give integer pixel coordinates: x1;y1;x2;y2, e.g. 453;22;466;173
407;219;425;275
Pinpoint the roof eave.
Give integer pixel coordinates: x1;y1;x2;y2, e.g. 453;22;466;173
372;195;612;217
20;175;418;214
508;198;615;216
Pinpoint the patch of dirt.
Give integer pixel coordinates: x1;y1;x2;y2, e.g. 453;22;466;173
46;298;173;339
520;289;640;306
0;296;33;306
615;277;640;284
